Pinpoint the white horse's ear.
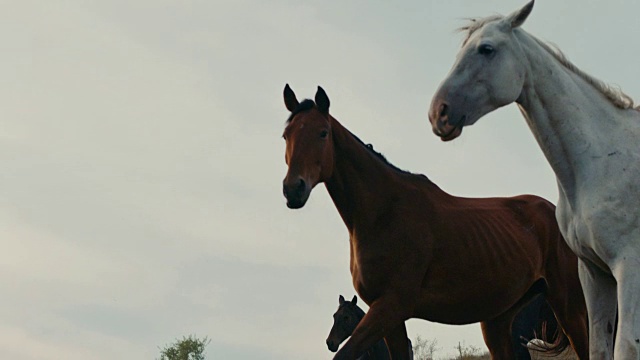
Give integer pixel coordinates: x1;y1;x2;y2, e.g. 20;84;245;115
505;0;534;29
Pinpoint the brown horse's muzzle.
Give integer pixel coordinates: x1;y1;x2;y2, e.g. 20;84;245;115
282;176;310;209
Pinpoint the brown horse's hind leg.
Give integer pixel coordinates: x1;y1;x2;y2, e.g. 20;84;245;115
544;272;590;359
482;282;546;359
539;242;590;360
481;312;517;360
384;322;411;360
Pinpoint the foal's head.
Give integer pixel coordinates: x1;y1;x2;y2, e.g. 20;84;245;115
326;295;364;353
281;84;334;209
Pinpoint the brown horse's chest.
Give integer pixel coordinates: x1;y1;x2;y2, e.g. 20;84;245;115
349;233;416;305
349;239;386;302
351;263;385;305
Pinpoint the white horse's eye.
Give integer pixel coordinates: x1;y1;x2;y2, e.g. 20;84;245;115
478;44;495;55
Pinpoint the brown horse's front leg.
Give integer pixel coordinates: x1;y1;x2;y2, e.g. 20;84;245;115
333;297;411;360
480;313;517;360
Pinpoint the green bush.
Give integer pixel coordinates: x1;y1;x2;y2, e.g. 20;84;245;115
157;335;210;360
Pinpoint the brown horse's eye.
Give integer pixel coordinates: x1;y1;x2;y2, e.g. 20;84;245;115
320;130;329;139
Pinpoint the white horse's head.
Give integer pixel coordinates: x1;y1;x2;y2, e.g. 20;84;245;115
429;1;534;141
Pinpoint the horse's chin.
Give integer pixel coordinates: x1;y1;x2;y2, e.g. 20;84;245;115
440;125;463;142
286;196;309;209
433;115;466;142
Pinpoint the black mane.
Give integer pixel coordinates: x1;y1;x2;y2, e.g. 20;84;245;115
285;99;417;177
348;131;414;176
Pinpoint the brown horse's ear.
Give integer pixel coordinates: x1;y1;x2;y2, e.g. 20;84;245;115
339;295;345;304
351;295;357;305
315;86;330;114
284;84;299;112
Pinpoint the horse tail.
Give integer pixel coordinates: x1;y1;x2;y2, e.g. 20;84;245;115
526;302;571;356
527;325;571;356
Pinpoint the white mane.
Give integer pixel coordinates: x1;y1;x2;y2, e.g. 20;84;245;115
460;16;638;110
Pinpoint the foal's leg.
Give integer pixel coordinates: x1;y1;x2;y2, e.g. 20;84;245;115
579;258;617;360
384;322;411;360
333;297;410;360
613;256;640;360
480;312;517;360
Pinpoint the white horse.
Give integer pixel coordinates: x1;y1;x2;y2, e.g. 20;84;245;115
428;1;640;359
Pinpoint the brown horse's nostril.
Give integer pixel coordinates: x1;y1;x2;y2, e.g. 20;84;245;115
297;178;306;192
283;177;307;204
283;178;305;193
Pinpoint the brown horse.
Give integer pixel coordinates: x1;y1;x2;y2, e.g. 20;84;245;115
281;85;588;360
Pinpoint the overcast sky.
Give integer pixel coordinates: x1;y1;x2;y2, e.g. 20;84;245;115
2;1;639;359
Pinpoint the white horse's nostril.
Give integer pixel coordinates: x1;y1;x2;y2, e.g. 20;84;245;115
439;103;449;118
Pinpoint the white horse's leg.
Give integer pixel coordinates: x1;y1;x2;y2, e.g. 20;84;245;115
578;258;617;359
613;256;640;359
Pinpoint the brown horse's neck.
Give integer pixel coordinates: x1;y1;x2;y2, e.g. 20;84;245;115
324;116;446;231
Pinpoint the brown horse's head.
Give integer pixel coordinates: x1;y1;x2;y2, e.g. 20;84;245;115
326;295;363;352
281;84;334;209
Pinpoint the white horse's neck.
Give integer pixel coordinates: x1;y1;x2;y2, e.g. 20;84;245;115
514;31;635;205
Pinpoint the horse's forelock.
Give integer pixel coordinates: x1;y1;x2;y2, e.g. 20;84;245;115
458;15;504;46
286;99;316;124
